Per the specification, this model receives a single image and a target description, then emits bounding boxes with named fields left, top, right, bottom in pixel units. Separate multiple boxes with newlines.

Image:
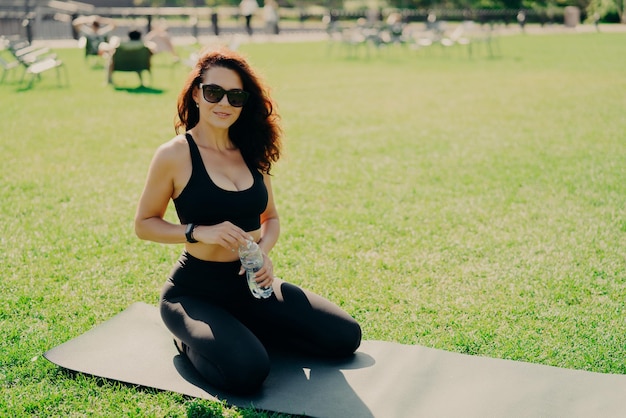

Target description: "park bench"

left=22, top=56, right=67, bottom=88
left=1, top=35, right=68, bottom=88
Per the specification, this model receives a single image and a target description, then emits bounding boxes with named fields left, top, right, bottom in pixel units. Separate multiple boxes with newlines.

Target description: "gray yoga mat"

left=44, top=302, right=626, bottom=418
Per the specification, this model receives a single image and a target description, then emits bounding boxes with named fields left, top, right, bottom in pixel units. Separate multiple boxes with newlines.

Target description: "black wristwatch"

left=185, top=223, right=198, bottom=243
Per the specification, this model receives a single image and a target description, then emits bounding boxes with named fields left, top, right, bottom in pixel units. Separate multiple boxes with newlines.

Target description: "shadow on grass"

left=55, top=368, right=301, bottom=417
left=113, top=85, right=165, bottom=94
left=14, top=82, right=70, bottom=93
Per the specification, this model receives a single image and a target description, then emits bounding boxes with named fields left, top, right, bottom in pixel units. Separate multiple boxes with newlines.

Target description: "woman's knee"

left=223, top=353, right=271, bottom=393
left=333, top=318, right=362, bottom=356
left=192, top=345, right=270, bottom=394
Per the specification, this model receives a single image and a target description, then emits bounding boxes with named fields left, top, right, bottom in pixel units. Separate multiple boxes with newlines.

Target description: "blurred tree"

left=128, top=0, right=621, bottom=22
left=587, top=0, right=624, bottom=20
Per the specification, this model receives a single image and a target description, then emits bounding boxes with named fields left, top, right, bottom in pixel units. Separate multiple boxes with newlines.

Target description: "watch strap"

left=185, top=223, right=198, bottom=243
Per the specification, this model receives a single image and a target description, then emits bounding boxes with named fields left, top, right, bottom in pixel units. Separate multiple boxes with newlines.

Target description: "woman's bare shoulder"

left=153, top=134, right=189, bottom=163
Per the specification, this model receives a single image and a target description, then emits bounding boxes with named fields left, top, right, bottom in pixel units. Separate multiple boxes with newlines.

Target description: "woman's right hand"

left=193, top=222, right=252, bottom=251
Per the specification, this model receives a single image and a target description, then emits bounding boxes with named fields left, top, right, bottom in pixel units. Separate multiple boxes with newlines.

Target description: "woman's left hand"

left=239, top=252, right=274, bottom=288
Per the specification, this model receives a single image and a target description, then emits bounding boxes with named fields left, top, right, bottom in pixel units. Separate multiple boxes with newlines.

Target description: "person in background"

left=72, top=15, right=117, bottom=56
left=107, top=29, right=154, bottom=84
left=134, top=47, right=362, bottom=394
left=145, top=20, right=179, bottom=61
left=263, top=0, right=280, bottom=35
left=239, top=0, right=259, bottom=35
left=385, top=12, right=405, bottom=44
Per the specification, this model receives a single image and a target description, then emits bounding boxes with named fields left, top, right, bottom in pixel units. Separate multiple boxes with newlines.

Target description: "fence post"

left=211, top=9, right=219, bottom=36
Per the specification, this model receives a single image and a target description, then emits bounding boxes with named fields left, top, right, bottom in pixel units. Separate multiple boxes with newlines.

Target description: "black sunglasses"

left=199, top=83, right=249, bottom=107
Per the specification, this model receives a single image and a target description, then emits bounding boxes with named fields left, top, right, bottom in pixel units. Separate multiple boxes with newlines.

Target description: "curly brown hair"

left=175, top=47, right=282, bottom=174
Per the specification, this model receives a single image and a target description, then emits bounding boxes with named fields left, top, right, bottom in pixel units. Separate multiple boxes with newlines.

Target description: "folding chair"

left=109, top=43, right=152, bottom=87
left=21, top=57, right=68, bottom=89
left=0, top=54, right=20, bottom=84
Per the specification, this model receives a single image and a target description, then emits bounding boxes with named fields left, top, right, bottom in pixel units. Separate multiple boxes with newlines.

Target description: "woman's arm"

left=134, top=140, right=188, bottom=244
left=246, top=173, right=280, bottom=287
left=258, top=174, right=280, bottom=254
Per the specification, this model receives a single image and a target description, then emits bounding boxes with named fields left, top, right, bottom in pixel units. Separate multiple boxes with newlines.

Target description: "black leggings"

left=160, top=252, right=362, bottom=394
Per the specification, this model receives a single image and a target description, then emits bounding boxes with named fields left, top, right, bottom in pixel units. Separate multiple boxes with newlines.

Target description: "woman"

left=134, top=48, right=361, bottom=394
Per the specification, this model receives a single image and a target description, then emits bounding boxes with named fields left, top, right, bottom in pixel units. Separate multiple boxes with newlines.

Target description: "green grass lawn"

left=1, top=31, right=625, bottom=416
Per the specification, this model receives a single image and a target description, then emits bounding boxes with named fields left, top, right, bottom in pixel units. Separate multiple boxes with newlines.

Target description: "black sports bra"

left=173, top=134, right=268, bottom=231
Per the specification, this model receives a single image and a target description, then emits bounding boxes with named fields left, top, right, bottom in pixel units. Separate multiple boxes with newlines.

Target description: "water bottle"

left=238, top=240, right=273, bottom=299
